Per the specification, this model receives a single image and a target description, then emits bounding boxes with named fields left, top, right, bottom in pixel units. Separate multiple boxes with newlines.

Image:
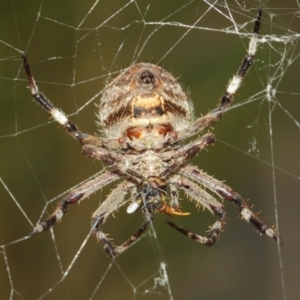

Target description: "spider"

left=22, top=9, right=281, bottom=257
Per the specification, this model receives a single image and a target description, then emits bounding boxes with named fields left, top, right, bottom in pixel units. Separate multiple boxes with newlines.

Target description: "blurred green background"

left=0, top=1, right=299, bottom=299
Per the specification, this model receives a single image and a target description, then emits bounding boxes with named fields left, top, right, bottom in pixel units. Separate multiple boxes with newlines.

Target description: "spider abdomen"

left=99, top=63, right=193, bottom=141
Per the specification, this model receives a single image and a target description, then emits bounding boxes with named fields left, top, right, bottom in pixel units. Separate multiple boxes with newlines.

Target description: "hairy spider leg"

left=31, top=172, right=120, bottom=235
left=181, top=165, right=282, bottom=244
left=159, top=132, right=216, bottom=178
left=94, top=214, right=154, bottom=257
left=91, top=181, right=154, bottom=257
left=22, top=54, right=89, bottom=144
left=22, top=54, right=124, bottom=149
left=176, top=9, right=262, bottom=141
left=165, top=176, right=227, bottom=245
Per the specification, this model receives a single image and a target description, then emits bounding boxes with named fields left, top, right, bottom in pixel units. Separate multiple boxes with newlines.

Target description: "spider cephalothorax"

left=23, top=9, right=282, bottom=257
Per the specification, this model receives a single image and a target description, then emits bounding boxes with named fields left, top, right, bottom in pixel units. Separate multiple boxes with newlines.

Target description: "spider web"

left=0, top=0, right=299, bottom=299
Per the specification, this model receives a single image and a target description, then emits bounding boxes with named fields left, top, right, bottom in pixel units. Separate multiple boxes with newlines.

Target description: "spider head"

left=127, top=177, right=190, bottom=217
left=127, top=177, right=166, bottom=214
